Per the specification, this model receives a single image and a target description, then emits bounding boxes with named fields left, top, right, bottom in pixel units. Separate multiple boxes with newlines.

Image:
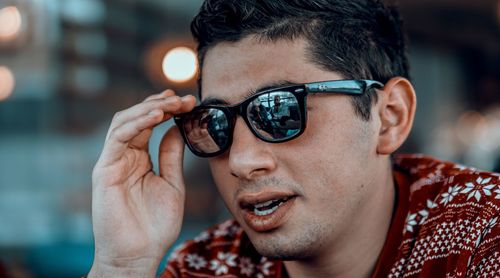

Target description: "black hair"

left=191, top=0, right=409, bottom=120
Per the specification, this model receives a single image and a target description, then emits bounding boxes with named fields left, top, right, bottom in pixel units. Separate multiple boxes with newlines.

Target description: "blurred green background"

left=0, top=0, right=498, bottom=277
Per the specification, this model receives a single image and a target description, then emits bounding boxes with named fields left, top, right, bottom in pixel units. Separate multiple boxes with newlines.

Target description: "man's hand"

left=89, top=90, right=196, bottom=277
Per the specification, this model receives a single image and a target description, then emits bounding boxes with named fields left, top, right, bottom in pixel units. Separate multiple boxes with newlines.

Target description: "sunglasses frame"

left=174, top=79, right=383, bottom=157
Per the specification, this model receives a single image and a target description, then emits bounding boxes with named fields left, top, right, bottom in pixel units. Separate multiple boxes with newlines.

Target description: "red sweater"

left=162, top=155, right=500, bottom=277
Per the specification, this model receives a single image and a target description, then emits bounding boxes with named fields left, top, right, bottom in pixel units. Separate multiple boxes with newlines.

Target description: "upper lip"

left=238, top=191, right=297, bottom=210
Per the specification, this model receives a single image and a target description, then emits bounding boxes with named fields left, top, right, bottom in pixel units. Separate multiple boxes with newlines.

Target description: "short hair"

left=191, top=0, right=409, bottom=120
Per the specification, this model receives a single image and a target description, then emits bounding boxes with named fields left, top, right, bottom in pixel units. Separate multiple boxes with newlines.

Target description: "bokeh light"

left=497, top=0, right=500, bottom=26
left=455, top=110, right=486, bottom=145
left=0, top=6, right=22, bottom=42
left=0, top=66, right=15, bottom=101
left=162, top=46, right=198, bottom=83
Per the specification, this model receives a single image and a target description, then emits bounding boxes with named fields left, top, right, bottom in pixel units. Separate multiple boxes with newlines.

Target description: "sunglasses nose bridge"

left=225, top=102, right=250, bottom=129
left=226, top=102, right=265, bottom=143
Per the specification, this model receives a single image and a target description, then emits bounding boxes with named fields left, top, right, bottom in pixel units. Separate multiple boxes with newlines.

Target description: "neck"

left=284, top=161, right=396, bottom=278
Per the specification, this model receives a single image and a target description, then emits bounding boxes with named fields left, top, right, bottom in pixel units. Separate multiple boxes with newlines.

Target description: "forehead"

left=200, top=37, right=342, bottom=104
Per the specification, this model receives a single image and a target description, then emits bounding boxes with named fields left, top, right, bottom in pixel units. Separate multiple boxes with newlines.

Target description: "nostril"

left=230, top=166, right=274, bottom=181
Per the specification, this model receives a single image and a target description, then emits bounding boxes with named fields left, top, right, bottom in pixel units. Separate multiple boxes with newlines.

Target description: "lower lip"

left=241, top=197, right=296, bottom=232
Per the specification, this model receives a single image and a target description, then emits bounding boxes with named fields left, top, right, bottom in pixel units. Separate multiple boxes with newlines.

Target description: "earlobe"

left=376, top=77, right=417, bottom=155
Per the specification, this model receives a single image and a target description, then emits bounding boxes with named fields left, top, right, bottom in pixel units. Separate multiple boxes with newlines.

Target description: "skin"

left=203, top=37, right=416, bottom=277
left=89, top=35, right=416, bottom=277
left=89, top=91, right=197, bottom=277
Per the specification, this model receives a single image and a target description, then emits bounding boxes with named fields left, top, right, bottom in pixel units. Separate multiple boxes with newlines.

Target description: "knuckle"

left=144, top=95, right=160, bottom=103
left=167, top=97, right=182, bottom=108
left=108, top=126, right=122, bottom=140
left=166, top=95, right=181, bottom=104
left=112, top=111, right=123, bottom=120
left=144, top=93, right=157, bottom=100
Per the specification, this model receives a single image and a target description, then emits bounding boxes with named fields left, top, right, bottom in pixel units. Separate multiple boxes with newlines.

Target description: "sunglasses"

left=174, top=79, right=383, bottom=157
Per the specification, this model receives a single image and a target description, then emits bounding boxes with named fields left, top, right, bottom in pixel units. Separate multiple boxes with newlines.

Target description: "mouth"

left=242, top=196, right=293, bottom=216
left=238, top=192, right=297, bottom=232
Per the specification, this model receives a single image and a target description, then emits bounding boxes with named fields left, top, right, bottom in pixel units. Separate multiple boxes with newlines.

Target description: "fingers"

left=143, top=89, right=175, bottom=102
left=112, top=110, right=163, bottom=144
left=158, top=126, right=186, bottom=192
left=101, top=109, right=165, bottom=163
left=107, top=95, right=196, bottom=138
left=101, top=93, right=196, bottom=163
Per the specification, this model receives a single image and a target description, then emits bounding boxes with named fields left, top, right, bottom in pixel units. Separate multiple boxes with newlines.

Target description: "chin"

left=254, top=246, right=314, bottom=261
left=248, top=227, right=326, bottom=261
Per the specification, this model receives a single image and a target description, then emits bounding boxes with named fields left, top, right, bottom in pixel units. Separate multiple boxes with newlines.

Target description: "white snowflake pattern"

left=209, top=252, right=237, bottom=275
left=494, top=186, right=500, bottom=199
left=227, top=224, right=241, bottom=237
left=213, top=221, right=240, bottom=238
left=426, top=199, right=438, bottom=209
left=214, top=228, right=229, bottom=238
left=256, top=257, right=273, bottom=278
left=218, top=220, right=234, bottom=230
left=460, top=177, right=494, bottom=202
left=239, top=257, right=255, bottom=276
left=440, top=184, right=461, bottom=205
left=169, top=243, right=187, bottom=261
left=483, top=185, right=496, bottom=196
left=453, top=164, right=468, bottom=171
left=418, top=209, right=429, bottom=224
left=405, top=213, right=418, bottom=233
left=185, top=254, right=207, bottom=270
left=474, top=232, right=482, bottom=248
left=484, top=217, right=498, bottom=236
left=194, top=231, right=210, bottom=242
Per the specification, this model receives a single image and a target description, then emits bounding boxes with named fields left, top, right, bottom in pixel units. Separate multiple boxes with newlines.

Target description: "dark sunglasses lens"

left=247, top=91, right=302, bottom=141
left=182, top=108, right=230, bottom=154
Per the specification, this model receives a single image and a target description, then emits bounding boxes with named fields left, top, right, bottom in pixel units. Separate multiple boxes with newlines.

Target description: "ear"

left=376, top=77, right=417, bottom=155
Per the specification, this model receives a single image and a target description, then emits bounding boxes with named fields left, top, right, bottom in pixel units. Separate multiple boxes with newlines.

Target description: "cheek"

left=290, top=99, right=377, bottom=195
left=308, top=101, right=375, bottom=162
left=208, top=158, right=237, bottom=207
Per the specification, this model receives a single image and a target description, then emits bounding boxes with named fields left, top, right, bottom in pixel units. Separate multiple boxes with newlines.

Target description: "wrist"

left=88, top=255, right=160, bottom=278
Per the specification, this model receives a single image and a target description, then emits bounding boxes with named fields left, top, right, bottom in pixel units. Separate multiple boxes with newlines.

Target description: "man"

left=88, top=0, right=500, bottom=277
left=270, top=95, right=288, bottom=120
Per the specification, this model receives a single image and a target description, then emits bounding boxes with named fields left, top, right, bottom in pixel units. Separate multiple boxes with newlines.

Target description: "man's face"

left=274, top=95, right=280, bottom=106
left=201, top=37, right=383, bottom=259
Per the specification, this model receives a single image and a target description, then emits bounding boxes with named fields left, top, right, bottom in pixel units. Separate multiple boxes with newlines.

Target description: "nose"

left=228, top=117, right=277, bottom=180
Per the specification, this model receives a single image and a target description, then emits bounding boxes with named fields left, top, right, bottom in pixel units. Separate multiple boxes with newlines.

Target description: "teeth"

left=254, top=204, right=280, bottom=216
left=253, top=197, right=289, bottom=209
left=254, top=200, right=275, bottom=209
left=253, top=198, right=288, bottom=216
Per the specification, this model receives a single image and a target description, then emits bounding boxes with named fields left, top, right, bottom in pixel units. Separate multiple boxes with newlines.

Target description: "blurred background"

left=0, top=0, right=498, bottom=277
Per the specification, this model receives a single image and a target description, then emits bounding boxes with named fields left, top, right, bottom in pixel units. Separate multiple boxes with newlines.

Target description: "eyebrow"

left=200, top=80, right=297, bottom=106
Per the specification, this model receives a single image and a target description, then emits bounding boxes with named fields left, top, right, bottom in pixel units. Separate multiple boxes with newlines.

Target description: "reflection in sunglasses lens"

left=184, top=108, right=229, bottom=154
left=184, top=90, right=303, bottom=155
left=248, top=91, right=301, bottom=141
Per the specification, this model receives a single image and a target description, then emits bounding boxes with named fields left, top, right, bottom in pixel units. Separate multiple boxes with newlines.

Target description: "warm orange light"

left=0, top=66, right=15, bottom=101
left=0, top=6, right=22, bottom=41
left=162, top=47, right=198, bottom=83
left=498, top=0, right=500, bottom=26
left=455, top=111, right=486, bottom=145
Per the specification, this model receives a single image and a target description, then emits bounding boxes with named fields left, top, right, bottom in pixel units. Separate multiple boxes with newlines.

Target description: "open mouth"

left=239, top=193, right=297, bottom=232
left=251, top=196, right=292, bottom=216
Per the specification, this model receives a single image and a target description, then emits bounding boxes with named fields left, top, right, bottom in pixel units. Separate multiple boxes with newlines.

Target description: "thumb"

left=158, top=126, right=185, bottom=189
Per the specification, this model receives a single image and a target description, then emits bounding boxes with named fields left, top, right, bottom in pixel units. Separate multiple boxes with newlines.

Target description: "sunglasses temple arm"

left=305, top=80, right=384, bottom=95
left=305, top=81, right=364, bottom=95
left=365, top=80, right=384, bottom=90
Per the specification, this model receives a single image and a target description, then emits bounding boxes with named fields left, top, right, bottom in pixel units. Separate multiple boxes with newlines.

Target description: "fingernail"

left=181, top=95, right=194, bottom=101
